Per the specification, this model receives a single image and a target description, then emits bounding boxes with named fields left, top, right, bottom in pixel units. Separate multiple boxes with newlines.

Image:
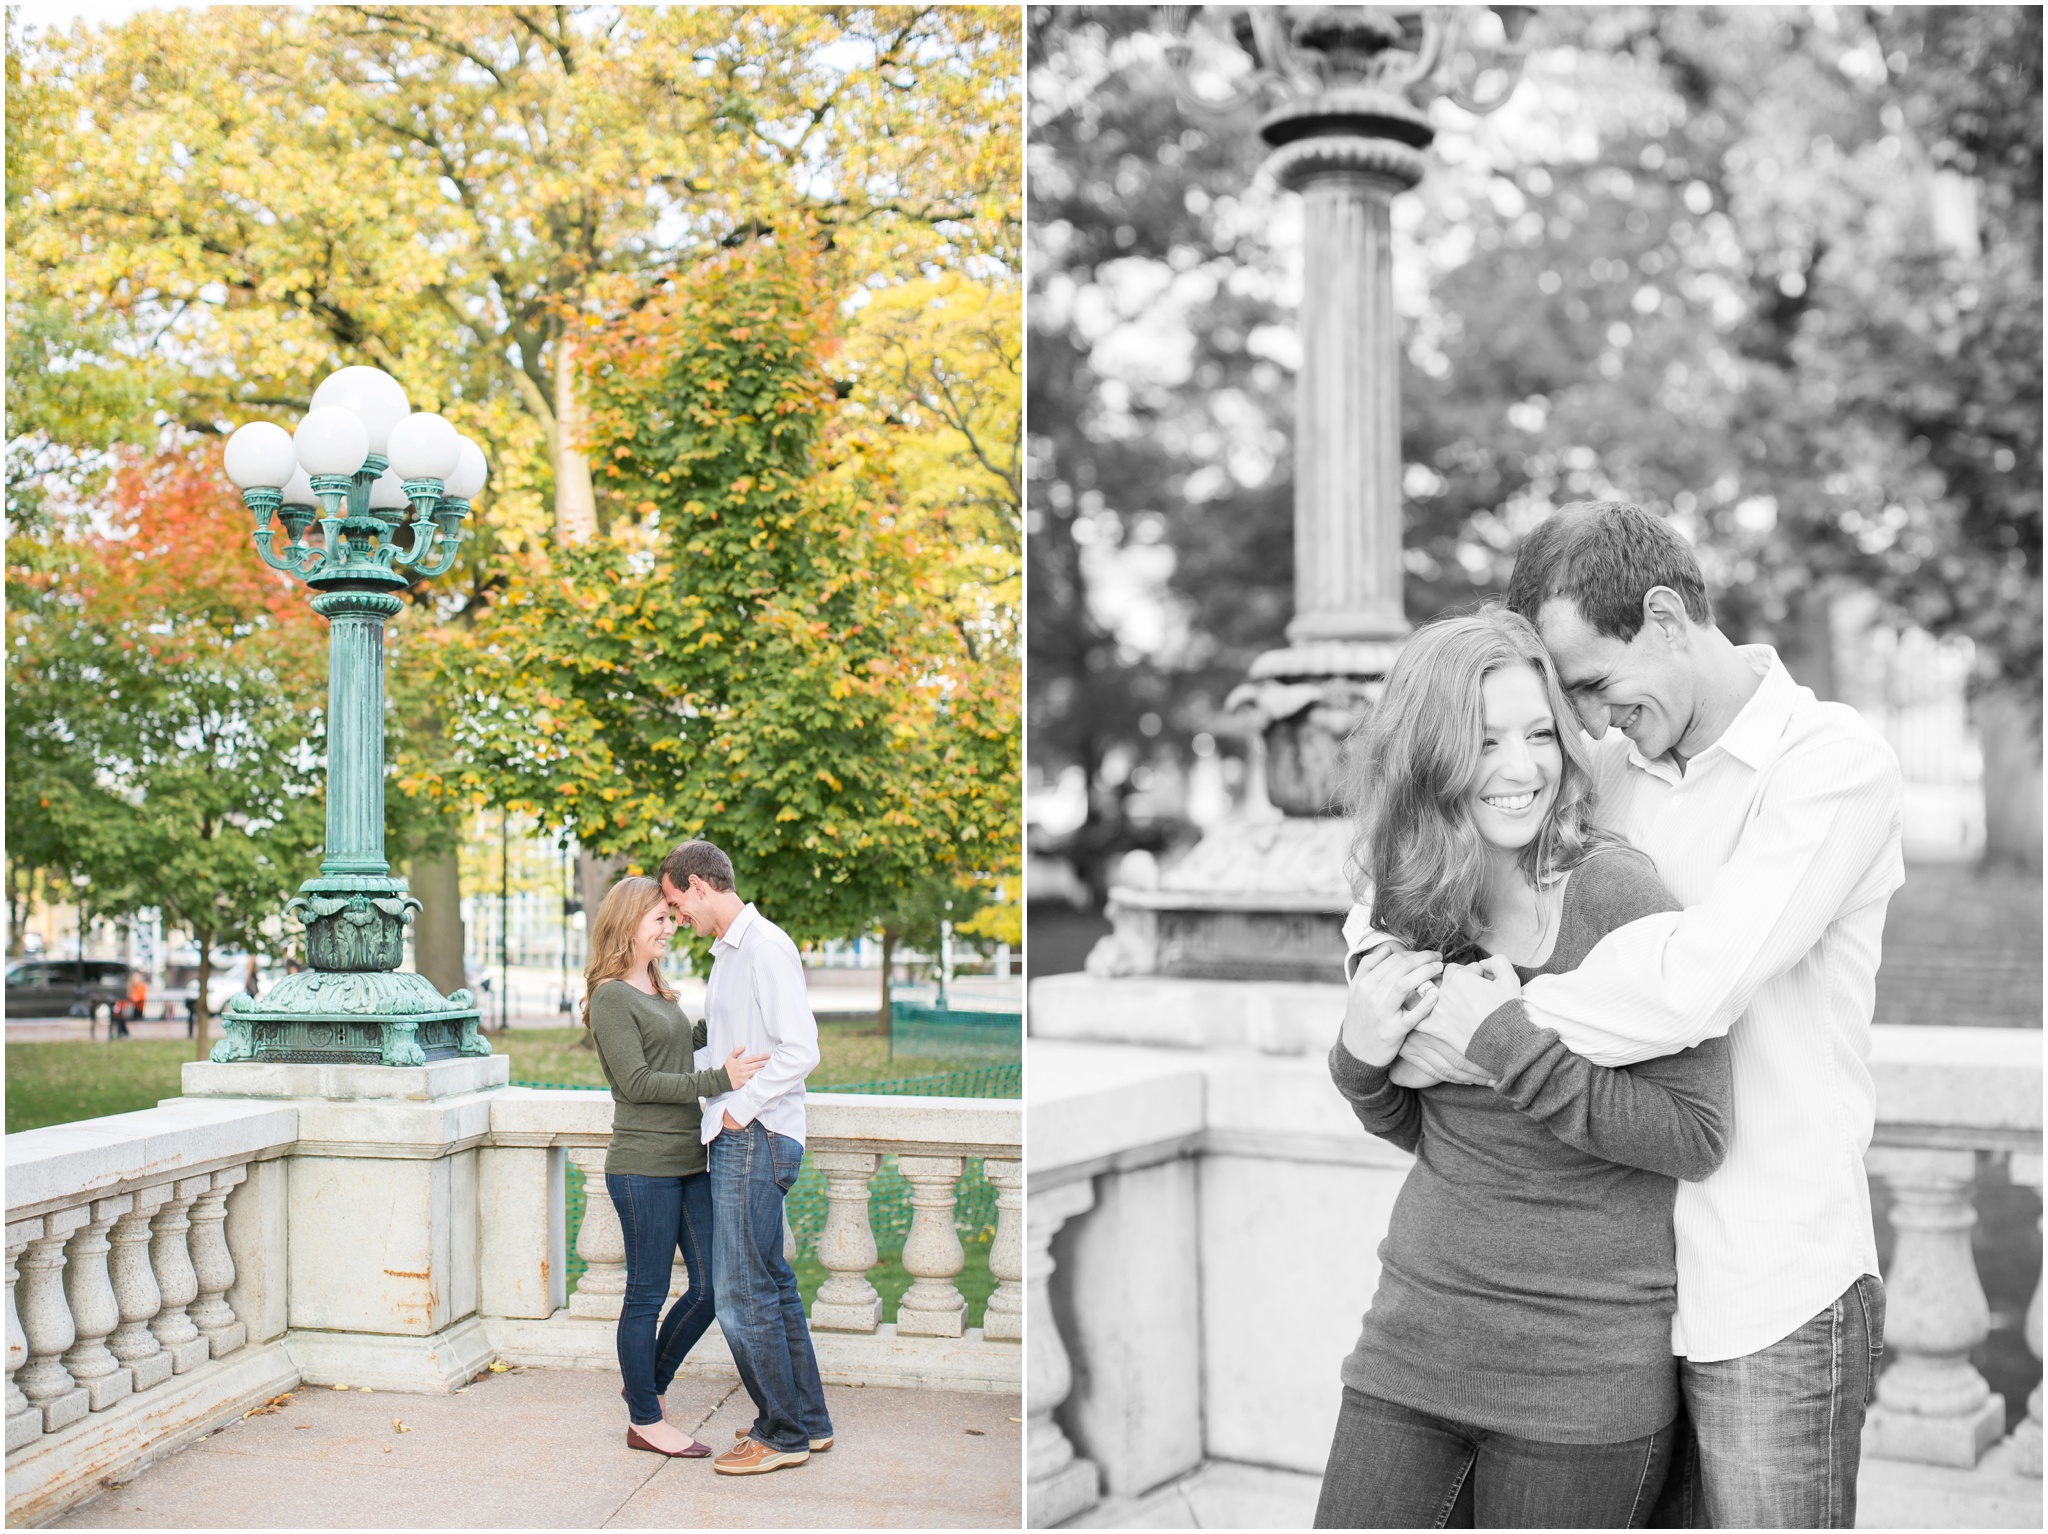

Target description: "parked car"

left=5, top=959, right=134, bottom=1020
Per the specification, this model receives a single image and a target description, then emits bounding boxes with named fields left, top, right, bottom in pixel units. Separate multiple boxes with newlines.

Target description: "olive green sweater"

left=588, top=980, right=732, bottom=1177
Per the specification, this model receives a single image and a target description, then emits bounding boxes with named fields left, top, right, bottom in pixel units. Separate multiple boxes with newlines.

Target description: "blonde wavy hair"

left=1342, top=604, right=1620, bottom=963
left=579, top=875, right=678, bottom=1026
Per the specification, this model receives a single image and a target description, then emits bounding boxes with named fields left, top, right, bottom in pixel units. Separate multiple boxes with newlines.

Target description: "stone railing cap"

left=1872, top=1024, right=2042, bottom=1135
left=6, top=1098, right=299, bottom=1219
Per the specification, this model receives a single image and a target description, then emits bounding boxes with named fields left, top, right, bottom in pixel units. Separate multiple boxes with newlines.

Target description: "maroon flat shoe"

left=626, top=1424, right=711, bottom=1458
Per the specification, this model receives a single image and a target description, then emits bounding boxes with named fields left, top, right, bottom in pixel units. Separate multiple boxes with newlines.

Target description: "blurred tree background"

left=1027, top=4, right=2040, bottom=922
left=8, top=6, right=1020, bottom=980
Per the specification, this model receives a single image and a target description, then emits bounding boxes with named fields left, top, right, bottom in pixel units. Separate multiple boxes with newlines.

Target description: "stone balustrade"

left=1025, top=1009, right=2042, bottom=1528
left=483, top=1090, right=1023, bottom=1390
left=9, top=1062, right=1019, bottom=1525
left=6, top=1099, right=300, bottom=1525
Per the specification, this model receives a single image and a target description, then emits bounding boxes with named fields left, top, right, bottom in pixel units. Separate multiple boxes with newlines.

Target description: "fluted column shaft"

left=810, top=1152, right=882, bottom=1333
left=60, top=1195, right=133, bottom=1410
left=311, top=590, right=400, bottom=877
left=567, top=1148, right=628, bottom=1320
left=983, top=1158, right=1024, bottom=1343
left=896, top=1155, right=967, bottom=1338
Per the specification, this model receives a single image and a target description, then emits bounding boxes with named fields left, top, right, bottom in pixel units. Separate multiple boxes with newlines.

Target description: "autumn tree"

left=411, top=240, right=1015, bottom=957
left=6, top=446, right=327, bottom=1054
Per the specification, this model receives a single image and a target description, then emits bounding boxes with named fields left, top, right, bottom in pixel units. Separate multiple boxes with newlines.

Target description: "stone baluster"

left=148, top=1176, right=214, bottom=1373
left=60, top=1194, right=134, bottom=1410
left=1028, top=1179, right=1100, bottom=1528
left=16, top=1207, right=91, bottom=1433
left=7, top=1219, right=43, bottom=1450
left=106, top=1185, right=174, bottom=1393
left=187, top=1166, right=249, bottom=1357
left=983, top=1158, right=1023, bottom=1343
left=567, top=1148, right=627, bottom=1320
left=1864, top=1147, right=2007, bottom=1466
left=2007, top=1151, right=2042, bottom=1477
left=896, top=1155, right=967, bottom=1337
left=809, top=1152, right=882, bottom=1332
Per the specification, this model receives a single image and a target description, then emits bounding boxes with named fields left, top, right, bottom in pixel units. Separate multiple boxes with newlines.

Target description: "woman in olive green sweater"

left=584, top=876, right=767, bottom=1458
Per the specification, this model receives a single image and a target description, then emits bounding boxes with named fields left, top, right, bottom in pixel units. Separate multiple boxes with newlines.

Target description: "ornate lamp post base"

left=212, top=876, right=487, bottom=1067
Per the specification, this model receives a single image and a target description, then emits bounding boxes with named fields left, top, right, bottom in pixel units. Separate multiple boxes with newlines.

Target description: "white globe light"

left=223, top=421, right=297, bottom=489
left=310, top=366, right=412, bottom=457
left=294, top=406, right=370, bottom=477
left=282, top=466, right=316, bottom=507
left=386, top=411, right=462, bottom=482
left=445, top=436, right=489, bottom=500
left=368, top=467, right=410, bottom=511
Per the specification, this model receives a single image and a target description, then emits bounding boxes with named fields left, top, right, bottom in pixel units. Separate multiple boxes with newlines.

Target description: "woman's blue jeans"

left=1314, top=1386, right=1677, bottom=1529
left=604, top=1170, right=715, bottom=1427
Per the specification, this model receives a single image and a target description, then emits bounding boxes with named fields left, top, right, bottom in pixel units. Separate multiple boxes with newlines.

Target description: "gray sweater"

left=589, top=981, right=731, bottom=1178
left=1329, top=845, right=1733, bottom=1444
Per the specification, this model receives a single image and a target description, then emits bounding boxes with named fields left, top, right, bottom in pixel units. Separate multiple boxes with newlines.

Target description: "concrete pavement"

left=53, top=1365, right=1021, bottom=1529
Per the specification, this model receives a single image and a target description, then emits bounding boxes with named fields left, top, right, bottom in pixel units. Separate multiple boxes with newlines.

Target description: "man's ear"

left=1641, top=586, right=1691, bottom=648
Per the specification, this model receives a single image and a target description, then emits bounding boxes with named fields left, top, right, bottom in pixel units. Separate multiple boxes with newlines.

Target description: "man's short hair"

left=1505, top=500, right=1713, bottom=641
left=659, top=840, right=735, bottom=894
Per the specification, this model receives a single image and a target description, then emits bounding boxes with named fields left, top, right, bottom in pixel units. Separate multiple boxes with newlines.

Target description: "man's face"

left=1535, top=595, right=1697, bottom=762
left=661, top=873, right=716, bottom=937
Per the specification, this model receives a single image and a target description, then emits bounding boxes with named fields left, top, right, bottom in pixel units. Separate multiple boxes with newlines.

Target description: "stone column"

left=1864, top=1147, right=2006, bottom=1466
left=896, top=1155, right=967, bottom=1338
left=148, top=1175, right=214, bottom=1373
left=2007, top=1151, right=2042, bottom=1477
left=1268, top=137, right=1424, bottom=649
left=7, top=1218, right=44, bottom=1451
left=567, top=1148, right=627, bottom=1320
left=983, top=1158, right=1024, bottom=1343
left=106, top=1184, right=174, bottom=1392
left=312, top=589, right=399, bottom=877
left=1028, top=1179, right=1100, bottom=1529
left=809, top=1152, right=882, bottom=1332
left=16, top=1207, right=91, bottom=1433
left=60, top=1194, right=133, bottom=1410
left=188, top=1166, right=248, bottom=1357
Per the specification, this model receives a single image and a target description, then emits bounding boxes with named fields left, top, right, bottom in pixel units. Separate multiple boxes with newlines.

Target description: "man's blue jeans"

left=604, top=1171, right=716, bottom=1428
left=709, top=1120, right=832, bottom=1454
left=1652, top=1274, right=1886, bottom=1528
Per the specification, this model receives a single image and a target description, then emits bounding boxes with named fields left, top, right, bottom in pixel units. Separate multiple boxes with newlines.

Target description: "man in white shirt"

left=1349, top=502, right=1904, bottom=1527
left=660, top=840, right=832, bottom=1477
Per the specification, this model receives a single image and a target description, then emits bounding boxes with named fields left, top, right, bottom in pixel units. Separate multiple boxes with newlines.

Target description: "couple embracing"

left=1318, top=502, right=1904, bottom=1528
left=580, top=838, right=829, bottom=1476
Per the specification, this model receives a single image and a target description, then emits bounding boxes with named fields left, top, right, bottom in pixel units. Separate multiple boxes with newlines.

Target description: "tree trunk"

left=552, top=339, right=598, bottom=545
left=1975, top=678, right=2042, bottom=872
left=410, top=850, right=468, bottom=996
left=576, top=850, right=623, bottom=929
left=878, top=928, right=896, bottom=1052
left=191, top=935, right=214, bottom=1061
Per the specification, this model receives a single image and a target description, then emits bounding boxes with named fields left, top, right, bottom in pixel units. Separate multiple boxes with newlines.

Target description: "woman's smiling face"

left=632, top=899, right=675, bottom=969
left=1468, top=663, right=1562, bottom=854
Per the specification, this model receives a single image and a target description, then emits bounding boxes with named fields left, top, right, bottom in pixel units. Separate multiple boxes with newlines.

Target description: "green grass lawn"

left=5, top=1018, right=971, bottom=1135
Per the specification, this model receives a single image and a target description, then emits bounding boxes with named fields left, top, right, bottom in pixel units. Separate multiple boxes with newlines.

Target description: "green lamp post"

left=211, top=367, right=490, bottom=1066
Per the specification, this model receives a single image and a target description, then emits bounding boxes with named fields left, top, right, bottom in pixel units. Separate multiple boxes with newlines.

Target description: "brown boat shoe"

left=734, top=1426, right=833, bottom=1452
left=713, top=1435, right=810, bottom=1475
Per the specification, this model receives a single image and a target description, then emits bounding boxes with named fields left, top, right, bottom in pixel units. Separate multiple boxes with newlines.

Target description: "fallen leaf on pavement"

left=1008, top=1416, right=1022, bottom=1424
left=358, top=1386, right=374, bottom=1393
left=965, top=1427, right=985, bottom=1436
left=293, top=1425, right=311, bottom=1431
left=393, top=1419, right=411, bottom=1434
left=332, top=1384, right=349, bottom=1391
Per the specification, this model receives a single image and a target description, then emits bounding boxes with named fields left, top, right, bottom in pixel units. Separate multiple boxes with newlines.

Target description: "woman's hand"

left=1339, top=944, right=1444, bottom=1069
left=724, top=1048, right=772, bottom=1089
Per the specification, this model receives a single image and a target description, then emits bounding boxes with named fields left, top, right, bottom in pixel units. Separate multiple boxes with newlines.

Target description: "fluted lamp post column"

left=215, top=367, right=491, bottom=1066
left=1094, top=5, right=1533, bottom=982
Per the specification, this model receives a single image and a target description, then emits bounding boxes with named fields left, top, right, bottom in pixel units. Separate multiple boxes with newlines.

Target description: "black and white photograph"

left=1023, top=5, right=2041, bottom=1530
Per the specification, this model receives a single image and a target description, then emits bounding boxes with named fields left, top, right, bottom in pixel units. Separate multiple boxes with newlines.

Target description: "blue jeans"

left=604, top=1171, right=716, bottom=1427
left=709, top=1120, right=832, bottom=1454
left=1315, top=1387, right=1677, bottom=1528
left=1651, top=1274, right=1885, bottom=1528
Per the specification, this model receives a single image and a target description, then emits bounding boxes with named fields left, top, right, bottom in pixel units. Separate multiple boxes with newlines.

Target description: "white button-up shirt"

left=699, top=903, right=821, bottom=1148
left=1348, top=647, right=1905, bottom=1363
